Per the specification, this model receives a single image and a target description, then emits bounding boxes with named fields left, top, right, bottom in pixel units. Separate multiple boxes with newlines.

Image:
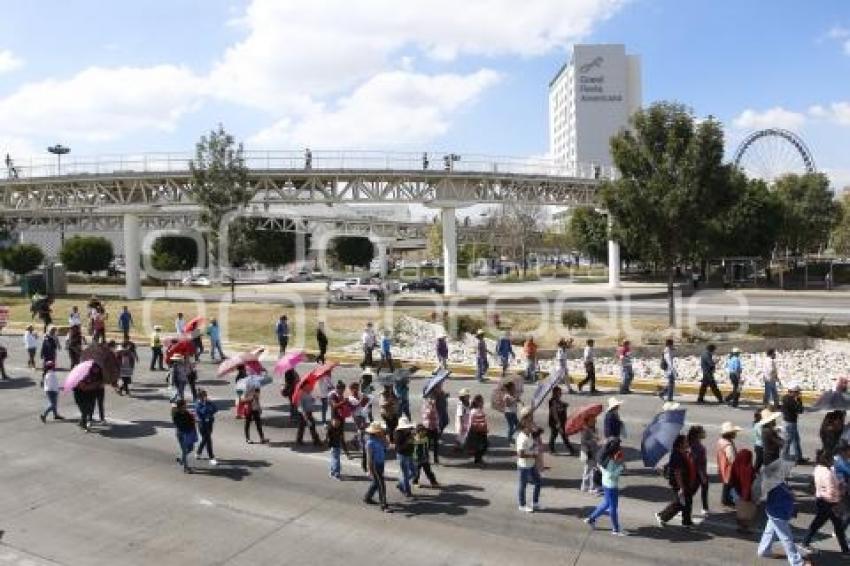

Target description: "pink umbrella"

left=274, top=350, right=306, bottom=377
left=63, top=360, right=95, bottom=393
left=292, top=362, right=338, bottom=406
left=217, top=352, right=261, bottom=376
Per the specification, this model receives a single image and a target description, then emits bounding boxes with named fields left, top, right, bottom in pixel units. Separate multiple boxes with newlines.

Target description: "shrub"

left=561, top=309, right=588, bottom=329
left=1, top=243, right=44, bottom=275
left=60, top=236, right=114, bottom=274
left=444, top=314, right=486, bottom=340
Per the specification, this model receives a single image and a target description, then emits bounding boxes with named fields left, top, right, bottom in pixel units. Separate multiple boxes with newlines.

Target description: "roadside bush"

left=444, top=314, right=486, bottom=340
left=561, top=309, right=588, bottom=329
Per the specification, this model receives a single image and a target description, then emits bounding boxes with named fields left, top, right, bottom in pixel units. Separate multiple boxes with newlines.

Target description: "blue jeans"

left=763, top=381, right=780, bottom=406
left=210, top=339, right=225, bottom=361
left=398, top=398, right=411, bottom=420
left=500, top=355, right=510, bottom=375
left=365, top=462, right=387, bottom=505
left=783, top=422, right=803, bottom=461
left=329, top=446, right=341, bottom=477
left=476, top=357, right=489, bottom=382
left=42, top=390, right=59, bottom=419
left=176, top=431, right=191, bottom=470
left=758, top=515, right=804, bottom=566
left=320, top=398, right=329, bottom=424
left=517, top=466, right=542, bottom=507
left=397, top=454, right=415, bottom=495
left=620, top=366, right=634, bottom=393
left=659, top=372, right=676, bottom=401
left=505, top=412, right=519, bottom=441
left=588, top=487, right=621, bottom=532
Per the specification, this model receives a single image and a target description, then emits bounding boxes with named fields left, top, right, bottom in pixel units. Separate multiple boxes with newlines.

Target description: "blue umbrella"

left=532, top=367, right=565, bottom=410
left=641, top=408, right=686, bottom=468
left=423, top=368, right=451, bottom=396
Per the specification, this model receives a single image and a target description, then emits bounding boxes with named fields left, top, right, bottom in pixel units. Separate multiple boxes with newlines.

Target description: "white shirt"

left=516, top=431, right=536, bottom=469
left=68, top=311, right=81, bottom=327
left=43, top=370, right=59, bottom=392
left=582, top=346, right=594, bottom=363
left=23, top=331, right=38, bottom=350
left=175, top=318, right=186, bottom=335
left=763, top=357, right=778, bottom=383
left=362, top=329, right=376, bottom=349
left=663, top=347, right=676, bottom=376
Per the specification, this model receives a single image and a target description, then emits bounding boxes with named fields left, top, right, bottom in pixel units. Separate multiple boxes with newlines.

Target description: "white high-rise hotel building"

left=549, top=44, right=641, bottom=175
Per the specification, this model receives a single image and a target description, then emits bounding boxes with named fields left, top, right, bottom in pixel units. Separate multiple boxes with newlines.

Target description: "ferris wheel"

left=732, top=128, right=816, bottom=183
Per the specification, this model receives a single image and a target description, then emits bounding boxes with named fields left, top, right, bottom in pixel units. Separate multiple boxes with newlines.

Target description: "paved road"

left=0, top=338, right=846, bottom=565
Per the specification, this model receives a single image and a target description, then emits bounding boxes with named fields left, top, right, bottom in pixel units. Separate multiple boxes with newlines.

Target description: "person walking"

left=617, top=340, right=634, bottom=394
left=781, top=382, right=807, bottom=464
left=656, top=434, right=698, bottom=529
left=729, top=449, right=757, bottom=533
left=150, top=325, right=164, bottom=371
left=659, top=339, right=677, bottom=402
left=580, top=415, right=601, bottom=494
left=23, top=325, right=38, bottom=368
left=455, top=388, right=471, bottom=452
left=91, top=308, right=107, bottom=344
left=554, top=338, right=574, bottom=393
left=317, top=370, right=333, bottom=425
left=585, top=439, right=627, bottom=535
left=172, top=399, right=197, bottom=474
left=757, top=477, right=812, bottom=566
left=475, top=329, right=489, bottom=383
left=195, top=389, right=218, bottom=466
left=496, top=330, right=515, bottom=378
left=295, top=389, right=322, bottom=446
left=73, top=365, right=100, bottom=432
left=242, top=384, right=267, bottom=444
left=206, top=319, right=225, bottom=362
left=578, top=339, right=597, bottom=394
left=467, top=394, right=489, bottom=465
left=725, top=347, right=743, bottom=407
left=604, top=397, right=624, bottom=441
left=820, top=410, right=846, bottom=460
left=378, top=383, right=399, bottom=440
left=326, top=416, right=350, bottom=480
left=40, top=326, right=60, bottom=369
left=421, top=390, right=441, bottom=465
left=39, top=361, right=64, bottom=423
left=116, top=342, right=138, bottom=396
left=761, top=410, right=785, bottom=468
left=363, top=422, right=392, bottom=512
left=169, top=354, right=189, bottom=401
left=801, top=450, right=850, bottom=555
left=717, top=421, right=741, bottom=508
left=687, top=424, right=710, bottom=516
left=275, top=315, right=289, bottom=356
left=395, top=372, right=411, bottom=421
left=379, top=330, right=394, bottom=374
left=394, top=416, right=415, bottom=497
left=413, top=422, right=440, bottom=488
left=502, top=381, right=521, bottom=443
left=175, top=312, right=185, bottom=335
left=66, top=324, right=84, bottom=368
left=516, top=416, right=543, bottom=512
left=763, top=348, right=782, bottom=409
left=68, top=305, right=82, bottom=328
left=117, top=306, right=133, bottom=342
left=316, top=321, right=328, bottom=365
left=360, top=322, right=376, bottom=369
left=436, top=332, right=449, bottom=370
left=548, top=386, right=574, bottom=455
left=697, top=344, right=723, bottom=404
left=523, top=335, right=538, bottom=384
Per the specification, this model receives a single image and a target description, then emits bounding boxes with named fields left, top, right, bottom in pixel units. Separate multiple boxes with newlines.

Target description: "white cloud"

left=808, top=102, right=850, bottom=126
left=250, top=69, right=500, bottom=147
left=0, top=65, right=205, bottom=141
left=827, top=26, right=850, bottom=39
left=0, top=49, right=23, bottom=74
left=845, top=39, right=850, bottom=56
left=732, top=106, right=806, bottom=130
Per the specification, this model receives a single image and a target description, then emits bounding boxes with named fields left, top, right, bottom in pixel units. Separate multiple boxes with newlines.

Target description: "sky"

left=0, top=0, right=849, bottom=188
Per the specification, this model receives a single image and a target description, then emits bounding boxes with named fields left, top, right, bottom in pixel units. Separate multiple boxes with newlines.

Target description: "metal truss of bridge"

left=0, top=150, right=615, bottom=298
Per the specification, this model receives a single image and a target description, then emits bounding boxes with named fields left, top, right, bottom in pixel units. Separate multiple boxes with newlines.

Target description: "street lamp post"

left=47, top=144, right=70, bottom=175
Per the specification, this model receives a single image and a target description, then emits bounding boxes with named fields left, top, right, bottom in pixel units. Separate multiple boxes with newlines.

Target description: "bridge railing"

left=3, top=150, right=615, bottom=181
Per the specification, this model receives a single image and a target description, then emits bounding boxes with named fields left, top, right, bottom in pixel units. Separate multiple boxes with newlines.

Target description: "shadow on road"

left=398, top=483, right=490, bottom=517
left=0, top=377, right=35, bottom=389
left=98, top=420, right=161, bottom=439
left=620, top=484, right=673, bottom=503
left=628, top=525, right=713, bottom=543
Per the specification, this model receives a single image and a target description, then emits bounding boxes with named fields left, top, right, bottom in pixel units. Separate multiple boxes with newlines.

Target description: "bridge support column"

left=376, top=241, right=389, bottom=279
left=607, top=215, right=620, bottom=289
left=295, top=231, right=306, bottom=270
left=123, top=213, right=142, bottom=300
left=441, top=207, right=458, bottom=295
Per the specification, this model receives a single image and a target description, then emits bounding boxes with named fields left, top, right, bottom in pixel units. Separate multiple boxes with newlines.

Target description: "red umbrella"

left=185, top=316, right=206, bottom=334
left=217, top=352, right=261, bottom=376
left=165, top=338, right=196, bottom=363
left=292, top=362, right=338, bottom=406
left=564, top=403, right=604, bottom=436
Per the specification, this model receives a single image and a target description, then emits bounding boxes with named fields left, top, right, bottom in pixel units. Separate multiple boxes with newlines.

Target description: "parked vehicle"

left=282, top=270, right=312, bottom=283
left=404, top=277, right=444, bottom=293
left=327, top=277, right=386, bottom=302
left=181, top=274, right=211, bottom=287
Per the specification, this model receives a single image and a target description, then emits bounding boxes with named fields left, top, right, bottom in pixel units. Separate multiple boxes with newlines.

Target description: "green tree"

left=832, top=192, right=850, bottom=255
left=710, top=173, right=783, bottom=259
left=331, top=236, right=374, bottom=267
left=601, top=102, right=734, bottom=326
left=568, top=207, right=608, bottom=263
left=60, top=236, right=114, bottom=274
left=227, top=218, right=303, bottom=268
left=1, top=243, right=44, bottom=275
left=426, top=221, right=442, bottom=258
left=774, top=173, right=839, bottom=255
left=188, top=124, right=251, bottom=274
left=150, top=236, right=198, bottom=272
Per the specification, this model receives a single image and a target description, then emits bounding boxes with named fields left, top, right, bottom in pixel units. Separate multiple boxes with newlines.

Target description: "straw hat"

left=366, top=421, right=385, bottom=434
left=720, top=421, right=742, bottom=435
left=361, top=368, right=374, bottom=378
left=396, top=416, right=414, bottom=430
left=661, top=401, right=680, bottom=411
left=458, top=387, right=471, bottom=397
left=731, top=347, right=741, bottom=354
left=607, top=397, right=623, bottom=411
left=475, top=329, right=485, bottom=336
left=519, top=406, right=534, bottom=421
left=153, top=325, right=162, bottom=331
left=787, top=381, right=802, bottom=392
left=757, top=409, right=781, bottom=427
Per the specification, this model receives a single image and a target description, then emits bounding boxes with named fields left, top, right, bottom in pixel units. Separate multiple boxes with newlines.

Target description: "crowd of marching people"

left=14, top=299, right=850, bottom=563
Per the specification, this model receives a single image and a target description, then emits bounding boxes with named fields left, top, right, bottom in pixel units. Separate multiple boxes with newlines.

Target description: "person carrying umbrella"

left=283, top=368, right=298, bottom=423
left=585, top=438, right=627, bottom=535
left=195, top=389, right=218, bottom=466
left=172, top=398, right=197, bottom=474
left=364, top=421, right=392, bottom=513
left=655, top=434, right=699, bottom=529
left=717, top=421, right=742, bottom=508
left=73, top=363, right=102, bottom=432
